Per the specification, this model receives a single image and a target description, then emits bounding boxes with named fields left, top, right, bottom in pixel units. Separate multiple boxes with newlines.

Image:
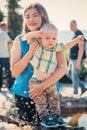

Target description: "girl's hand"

left=29, top=83, right=44, bottom=101
left=29, top=40, right=39, bottom=55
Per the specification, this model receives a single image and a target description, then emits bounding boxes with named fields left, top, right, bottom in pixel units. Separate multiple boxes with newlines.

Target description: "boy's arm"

left=23, top=31, right=41, bottom=43
left=64, top=35, right=84, bottom=50
left=30, top=37, right=42, bottom=46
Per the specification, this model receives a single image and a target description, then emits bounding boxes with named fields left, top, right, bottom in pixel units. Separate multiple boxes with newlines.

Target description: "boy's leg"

left=46, top=84, right=67, bottom=126
left=29, top=78, right=48, bottom=120
left=29, top=78, right=58, bottom=128
left=46, top=84, right=60, bottom=115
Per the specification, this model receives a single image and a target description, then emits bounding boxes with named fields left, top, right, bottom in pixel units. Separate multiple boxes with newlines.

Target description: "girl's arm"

left=30, top=52, right=67, bottom=100
left=10, top=37, right=39, bottom=77
left=64, top=35, right=84, bottom=50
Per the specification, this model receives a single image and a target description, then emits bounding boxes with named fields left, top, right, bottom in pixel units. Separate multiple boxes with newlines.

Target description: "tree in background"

left=6, top=0, right=23, bottom=39
left=0, top=10, right=5, bottom=22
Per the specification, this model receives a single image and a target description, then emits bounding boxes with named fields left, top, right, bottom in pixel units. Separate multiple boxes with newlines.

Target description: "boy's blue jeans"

left=68, top=59, right=86, bottom=94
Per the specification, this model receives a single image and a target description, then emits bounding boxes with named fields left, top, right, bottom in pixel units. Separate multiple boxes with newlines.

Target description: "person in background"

left=10, top=3, right=67, bottom=125
left=24, top=23, right=84, bottom=128
left=68, top=20, right=87, bottom=97
left=0, top=21, right=13, bottom=91
left=84, top=39, right=87, bottom=64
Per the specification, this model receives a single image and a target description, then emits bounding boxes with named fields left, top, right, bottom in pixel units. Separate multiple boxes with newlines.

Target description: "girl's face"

left=25, top=8, right=42, bottom=31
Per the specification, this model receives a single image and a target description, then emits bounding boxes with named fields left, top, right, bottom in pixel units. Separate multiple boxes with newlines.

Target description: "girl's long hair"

left=22, top=2, right=50, bottom=34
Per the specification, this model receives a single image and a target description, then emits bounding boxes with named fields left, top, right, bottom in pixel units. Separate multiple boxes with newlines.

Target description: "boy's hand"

left=23, top=30, right=43, bottom=42
left=77, top=35, right=84, bottom=43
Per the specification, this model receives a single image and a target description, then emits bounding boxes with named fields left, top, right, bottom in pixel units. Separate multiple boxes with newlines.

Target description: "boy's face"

left=41, top=31, right=57, bottom=49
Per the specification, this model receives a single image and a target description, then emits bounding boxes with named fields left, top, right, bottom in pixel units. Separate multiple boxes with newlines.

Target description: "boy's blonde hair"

left=41, top=23, right=58, bottom=33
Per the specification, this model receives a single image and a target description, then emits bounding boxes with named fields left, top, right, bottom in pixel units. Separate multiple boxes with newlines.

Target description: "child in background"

left=24, top=23, right=84, bottom=128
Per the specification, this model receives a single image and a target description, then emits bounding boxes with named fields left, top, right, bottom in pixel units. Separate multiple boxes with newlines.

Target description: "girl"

left=10, top=3, right=67, bottom=127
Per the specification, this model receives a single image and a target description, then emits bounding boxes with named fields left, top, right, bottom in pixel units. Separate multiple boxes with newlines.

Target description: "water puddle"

left=64, top=112, right=87, bottom=129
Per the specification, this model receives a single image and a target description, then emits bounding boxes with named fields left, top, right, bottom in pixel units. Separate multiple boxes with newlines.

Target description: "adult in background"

left=0, top=21, right=13, bottom=91
left=68, top=20, right=87, bottom=97
left=10, top=3, right=67, bottom=124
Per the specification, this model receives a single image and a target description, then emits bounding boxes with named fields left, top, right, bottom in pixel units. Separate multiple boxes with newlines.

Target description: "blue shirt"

left=10, top=35, right=34, bottom=98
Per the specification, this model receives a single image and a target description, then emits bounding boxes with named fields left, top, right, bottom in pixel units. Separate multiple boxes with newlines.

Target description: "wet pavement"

left=59, top=82, right=87, bottom=129
left=0, top=82, right=87, bottom=129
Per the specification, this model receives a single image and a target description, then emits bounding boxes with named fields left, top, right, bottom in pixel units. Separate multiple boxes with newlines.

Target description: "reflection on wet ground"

left=64, top=112, right=87, bottom=128
left=60, top=82, right=87, bottom=129
left=78, top=114, right=87, bottom=128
